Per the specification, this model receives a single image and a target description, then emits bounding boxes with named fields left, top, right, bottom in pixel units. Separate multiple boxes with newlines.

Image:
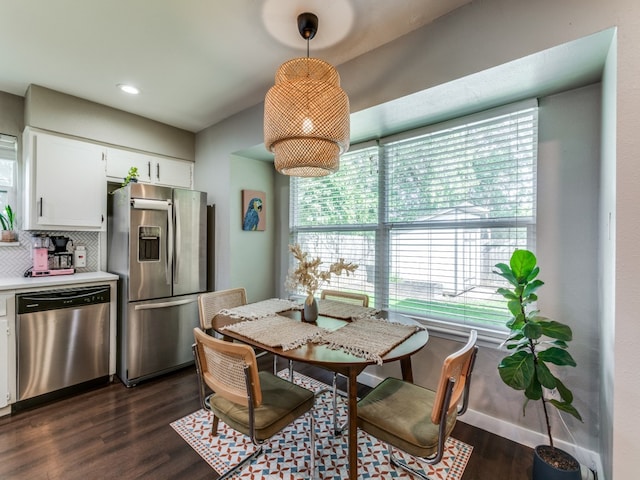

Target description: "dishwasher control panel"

left=16, top=285, right=110, bottom=314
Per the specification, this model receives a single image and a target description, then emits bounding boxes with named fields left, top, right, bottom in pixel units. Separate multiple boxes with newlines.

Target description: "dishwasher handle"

left=16, top=286, right=111, bottom=314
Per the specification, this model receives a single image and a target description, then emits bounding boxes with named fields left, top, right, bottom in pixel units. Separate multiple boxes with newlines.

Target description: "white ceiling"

left=0, top=0, right=473, bottom=133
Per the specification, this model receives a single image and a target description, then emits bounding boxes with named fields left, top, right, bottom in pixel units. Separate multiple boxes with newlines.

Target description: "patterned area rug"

left=171, top=372, right=472, bottom=479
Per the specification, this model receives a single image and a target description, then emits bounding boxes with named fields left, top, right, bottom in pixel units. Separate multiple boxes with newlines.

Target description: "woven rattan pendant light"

left=264, top=12, right=350, bottom=177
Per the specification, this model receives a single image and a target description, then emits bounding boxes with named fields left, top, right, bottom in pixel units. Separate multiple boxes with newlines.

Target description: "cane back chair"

left=192, top=327, right=316, bottom=479
left=318, top=289, right=370, bottom=434
left=356, top=330, right=478, bottom=479
left=197, top=287, right=247, bottom=333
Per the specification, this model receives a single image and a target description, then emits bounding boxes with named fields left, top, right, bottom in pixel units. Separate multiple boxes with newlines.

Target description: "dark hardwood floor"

left=0, top=355, right=532, bottom=479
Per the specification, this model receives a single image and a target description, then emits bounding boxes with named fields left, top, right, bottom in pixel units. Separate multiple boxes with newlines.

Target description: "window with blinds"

left=0, top=134, right=17, bottom=215
left=290, top=100, right=538, bottom=331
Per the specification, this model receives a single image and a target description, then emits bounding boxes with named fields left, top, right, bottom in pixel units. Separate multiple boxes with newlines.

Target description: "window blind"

left=384, top=103, right=537, bottom=328
left=0, top=134, right=17, bottom=213
left=0, top=134, right=17, bottom=188
left=290, top=100, right=538, bottom=331
left=290, top=144, right=379, bottom=299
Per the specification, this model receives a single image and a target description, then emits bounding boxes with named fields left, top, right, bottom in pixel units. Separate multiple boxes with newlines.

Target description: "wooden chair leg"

left=211, top=414, right=220, bottom=436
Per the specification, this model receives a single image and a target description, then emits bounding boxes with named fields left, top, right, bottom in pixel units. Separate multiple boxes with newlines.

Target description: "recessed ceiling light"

left=117, top=84, right=140, bottom=95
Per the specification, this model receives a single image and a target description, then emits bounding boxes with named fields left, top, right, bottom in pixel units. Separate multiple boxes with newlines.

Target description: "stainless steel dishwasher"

left=16, top=285, right=110, bottom=404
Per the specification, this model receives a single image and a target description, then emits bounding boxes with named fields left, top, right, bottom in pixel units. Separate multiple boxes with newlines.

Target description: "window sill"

left=403, top=313, right=509, bottom=349
left=0, top=241, right=20, bottom=247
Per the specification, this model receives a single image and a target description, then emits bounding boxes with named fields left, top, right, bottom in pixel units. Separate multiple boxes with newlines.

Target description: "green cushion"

left=357, top=377, right=457, bottom=458
left=210, top=371, right=315, bottom=441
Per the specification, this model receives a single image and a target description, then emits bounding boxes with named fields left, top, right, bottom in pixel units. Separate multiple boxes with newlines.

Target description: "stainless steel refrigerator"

left=108, top=183, right=207, bottom=387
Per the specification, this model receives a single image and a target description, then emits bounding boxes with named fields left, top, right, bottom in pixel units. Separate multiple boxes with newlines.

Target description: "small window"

left=0, top=134, right=18, bottom=214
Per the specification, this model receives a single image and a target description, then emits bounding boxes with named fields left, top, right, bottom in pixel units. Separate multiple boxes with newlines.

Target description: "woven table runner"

left=317, top=299, right=380, bottom=320
left=218, top=298, right=300, bottom=320
left=316, top=316, right=424, bottom=364
left=220, top=315, right=325, bottom=350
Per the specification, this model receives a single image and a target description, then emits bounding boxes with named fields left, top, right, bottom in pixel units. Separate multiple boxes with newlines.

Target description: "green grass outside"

left=391, top=297, right=510, bottom=328
left=338, top=290, right=510, bottom=328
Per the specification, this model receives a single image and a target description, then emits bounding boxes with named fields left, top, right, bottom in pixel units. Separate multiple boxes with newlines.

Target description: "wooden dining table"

left=212, top=302, right=429, bottom=480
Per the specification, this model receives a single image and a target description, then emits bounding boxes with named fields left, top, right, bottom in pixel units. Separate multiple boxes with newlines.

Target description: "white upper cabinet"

left=152, top=156, right=193, bottom=188
left=23, top=128, right=107, bottom=231
left=106, top=148, right=193, bottom=189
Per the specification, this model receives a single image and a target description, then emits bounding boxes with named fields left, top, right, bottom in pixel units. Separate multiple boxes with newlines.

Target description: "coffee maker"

left=30, top=234, right=75, bottom=277
left=31, top=235, right=50, bottom=275
left=50, top=236, right=74, bottom=272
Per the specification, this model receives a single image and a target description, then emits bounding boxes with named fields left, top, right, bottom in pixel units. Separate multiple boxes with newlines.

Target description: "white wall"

left=194, top=103, right=264, bottom=290
left=599, top=33, right=617, bottom=480
left=0, top=91, right=23, bottom=137
left=195, top=1, right=640, bottom=478
left=25, top=85, right=194, bottom=160
left=229, top=155, right=276, bottom=302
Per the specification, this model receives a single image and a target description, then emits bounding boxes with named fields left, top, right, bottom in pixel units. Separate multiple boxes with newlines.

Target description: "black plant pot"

left=532, top=445, right=581, bottom=480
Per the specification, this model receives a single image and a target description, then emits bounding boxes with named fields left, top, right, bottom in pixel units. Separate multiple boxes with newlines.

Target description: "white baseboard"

left=356, top=370, right=603, bottom=480
left=357, top=369, right=382, bottom=388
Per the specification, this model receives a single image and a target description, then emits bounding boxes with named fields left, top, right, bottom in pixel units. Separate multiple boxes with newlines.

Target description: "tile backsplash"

left=0, top=229, right=101, bottom=277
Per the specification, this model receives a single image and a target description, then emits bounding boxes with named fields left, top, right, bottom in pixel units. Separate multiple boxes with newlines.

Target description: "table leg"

left=347, top=368, right=358, bottom=480
left=400, top=356, right=414, bottom=383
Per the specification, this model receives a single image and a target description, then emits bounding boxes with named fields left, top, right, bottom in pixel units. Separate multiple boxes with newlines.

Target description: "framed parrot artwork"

left=242, top=189, right=266, bottom=231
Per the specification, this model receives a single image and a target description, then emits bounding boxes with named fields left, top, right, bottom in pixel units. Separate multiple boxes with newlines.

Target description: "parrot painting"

left=243, top=197, right=263, bottom=231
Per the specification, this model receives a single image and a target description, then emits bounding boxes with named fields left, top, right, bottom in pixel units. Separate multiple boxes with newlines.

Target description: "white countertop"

left=0, top=271, right=119, bottom=291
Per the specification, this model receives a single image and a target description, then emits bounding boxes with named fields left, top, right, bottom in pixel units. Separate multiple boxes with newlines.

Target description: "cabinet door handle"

left=156, top=163, right=160, bottom=181
left=39, top=197, right=43, bottom=217
left=147, top=161, right=151, bottom=179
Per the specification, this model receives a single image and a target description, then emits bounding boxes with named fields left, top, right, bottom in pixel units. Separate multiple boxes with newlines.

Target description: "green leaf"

left=538, top=321, right=573, bottom=341
left=554, top=378, right=574, bottom=404
left=494, top=263, right=512, bottom=275
left=524, top=375, right=542, bottom=401
left=523, top=279, right=544, bottom=298
left=506, top=316, right=525, bottom=330
left=494, top=263, right=518, bottom=286
left=548, top=399, right=583, bottom=422
left=550, top=340, right=569, bottom=348
left=535, top=361, right=557, bottom=389
left=506, top=332, right=525, bottom=342
left=497, top=288, right=518, bottom=300
left=510, top=249, right=537, bottom=281
left=504, top=334, right=528, bottom=350
left=498, top=351, right=535, bottom=390
left=538, top=347, right=577, bottom=367
left=508, top=299, right=522, bottom=317
left=526, top=265, right=540, bottom=282
left=523, top=320, right=542, bottom=340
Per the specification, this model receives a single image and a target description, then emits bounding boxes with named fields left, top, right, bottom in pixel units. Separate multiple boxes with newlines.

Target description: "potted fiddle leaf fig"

left=0, top=204, right=17, bottom=242
left=494, top=249, right=583, bottom=479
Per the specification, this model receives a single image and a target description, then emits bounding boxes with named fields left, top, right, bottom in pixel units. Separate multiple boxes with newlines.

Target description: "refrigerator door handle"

left=174, top=197, right=181, bottom=284
left=166, top=201, right=174, bottom=286
left=133, top=298, right=196, bottom=310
